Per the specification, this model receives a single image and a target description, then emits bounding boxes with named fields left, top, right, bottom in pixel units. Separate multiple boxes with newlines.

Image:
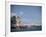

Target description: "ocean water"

left=11, top=25, right=42, bottom=32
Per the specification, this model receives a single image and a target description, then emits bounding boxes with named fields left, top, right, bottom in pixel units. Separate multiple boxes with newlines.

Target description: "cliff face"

left=16, top=16, right=21, bottom=26
left=11, top=16, right=22, bottom=27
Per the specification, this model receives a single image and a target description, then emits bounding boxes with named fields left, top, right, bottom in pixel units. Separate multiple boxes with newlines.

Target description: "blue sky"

left=11, top=5, right=42, bottom=25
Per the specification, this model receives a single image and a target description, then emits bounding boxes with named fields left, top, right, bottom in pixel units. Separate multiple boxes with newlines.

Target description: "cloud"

left=11, top=12, right=16, bottom=16
left=19, top=11, right=24, bottom=16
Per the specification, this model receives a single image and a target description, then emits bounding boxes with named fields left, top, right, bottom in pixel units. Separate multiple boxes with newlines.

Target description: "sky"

left=11, top=5, right=42, bottom=25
